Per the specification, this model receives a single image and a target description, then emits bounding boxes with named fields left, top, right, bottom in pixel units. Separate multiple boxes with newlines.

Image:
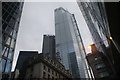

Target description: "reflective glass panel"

left=5, top=60, right=11, bottom=73
left=8, top=48, right=13, bottom=60
left=2, top=59, right=6, bottom=72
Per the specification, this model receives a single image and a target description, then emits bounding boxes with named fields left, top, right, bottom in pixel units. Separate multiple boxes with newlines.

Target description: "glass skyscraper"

left=77, top=1, right=119, bottom=78
left=1, top=2, right=24, bottom=78
left=77, top=2, right=110, bottom=54
left=55, top=7, right=90, bottom=78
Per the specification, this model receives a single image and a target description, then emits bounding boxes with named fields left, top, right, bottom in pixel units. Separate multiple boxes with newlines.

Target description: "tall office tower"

left=77, top=1, right=119, bottom=78
left=1, top=2, right=24, bottom=78
left=77, top=2, right=109, bottom=55
left=42, top=35, right=56, bottom=60
left=55, top=7, right=90, bottom=78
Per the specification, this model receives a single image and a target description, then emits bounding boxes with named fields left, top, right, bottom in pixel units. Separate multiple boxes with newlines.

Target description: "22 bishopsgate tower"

left=55, top=7, right=90, bottom=78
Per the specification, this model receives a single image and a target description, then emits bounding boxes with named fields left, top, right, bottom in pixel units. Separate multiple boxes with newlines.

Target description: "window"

left=1, top=59, right=6, bottom=72
left=2, top=22, right=7, bottom=30
left=48, top=74, right=50, bottom=78
left=59, top=74, right=61, bottom=78
left=98, top=72, right=109, bottom=78
left=44, top=65, right=46, bottom=70
left=52, top=76, right=54, bottom=80
left=8, top=48, right=14, bottom=60
left=52, top=70, right=54, bottom=75
left=5, top=36, right=12, bottom=46
left=2, top=33, right=8, bottom=44
left=12, top=30, right=17, bottom=39
left=96, top=63, right=105, bottom=69
left=6, top=15, right=12, bottom=22
left=3, top=11, right=8, bottom=20
left=2, top=46, right=7, bottom=55
left=5, top=60, right=11, bottom=73
left=56, top=72, right=57, bottom=76
left=48, top=68, right=50, bottom=72
left=5, top=26, right=13, bottom=35
left=9, top=18, right=15, bottom=28
left=3, top=47, right=9, bottom=57
left=10, top=38, right=15, bottom=48
left=43, top=72, right=46, bottom=78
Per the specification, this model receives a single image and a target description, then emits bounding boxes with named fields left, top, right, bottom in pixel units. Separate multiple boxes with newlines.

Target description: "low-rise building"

left=19, top=53, right=73, bottom=80
left=86, top=44, right=114, bottom=79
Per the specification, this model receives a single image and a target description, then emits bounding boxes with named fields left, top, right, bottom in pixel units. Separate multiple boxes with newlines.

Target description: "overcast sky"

left=12, top=1, right=93, bottom=71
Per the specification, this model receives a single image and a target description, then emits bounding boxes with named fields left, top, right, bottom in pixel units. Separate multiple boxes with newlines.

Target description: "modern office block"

left=77, top=1, right=119, bottom=78
left=1, top=2, right=24, bottom=78
left=77, top=2, right=109, bottom=55
left=55, top=7, right=90, bottom=78
left=42, top=35, right=56, bottom=60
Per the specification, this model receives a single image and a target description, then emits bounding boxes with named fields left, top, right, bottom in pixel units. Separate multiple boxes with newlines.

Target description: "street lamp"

left=88, top=36, right=113, bottom=48
left=88, top=45, right=92, bottom=48
left=109, top=37, right=113, bottom=40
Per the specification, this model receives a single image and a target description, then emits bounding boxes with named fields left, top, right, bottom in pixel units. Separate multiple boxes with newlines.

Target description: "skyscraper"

left=77, top=1, right=119, bottom=78
left=55, top=7, right=89, bottom=78
left=77, top=2, right=109, bottom=55
left=42, top=35, right=56, bottom=60
left=1, top=2, right=24, bottom=78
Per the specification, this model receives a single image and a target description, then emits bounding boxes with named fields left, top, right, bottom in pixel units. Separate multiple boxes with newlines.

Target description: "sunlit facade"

left=55, top=7, right=90, bottom=78
left=0, top=2, right=24, bottom=78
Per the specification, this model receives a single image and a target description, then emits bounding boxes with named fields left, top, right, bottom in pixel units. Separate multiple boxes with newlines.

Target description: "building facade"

left=18, top=53, right=73, bottom=79
left=77, top=1, right=120, bottom=78
left=55, top=7, right=90, bottom=78
left=77, top=1, right=110, bottom=55
left=86, top=44, right=113, bottom=79
left=1, top=2, right=24, bottom=78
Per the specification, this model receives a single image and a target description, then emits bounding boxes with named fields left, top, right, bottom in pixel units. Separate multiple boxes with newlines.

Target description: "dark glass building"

left=15, top=51, right=38, bottom=70
left=42, top=35, right=56, bottom=60
left=77, top=1, right=120, bottom=78
left=0, top=2, right=24, bottom=78
left=14, top=51, right=38, bottom=79
left=55, top=7, right=90, bottom=78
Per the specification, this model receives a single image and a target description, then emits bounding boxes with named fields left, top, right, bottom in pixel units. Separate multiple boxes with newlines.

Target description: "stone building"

left=19, top=53, right=73, bottom=80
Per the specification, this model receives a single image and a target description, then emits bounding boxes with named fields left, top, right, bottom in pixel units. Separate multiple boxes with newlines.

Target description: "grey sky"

left=12, top=1, right=93, bottom=71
